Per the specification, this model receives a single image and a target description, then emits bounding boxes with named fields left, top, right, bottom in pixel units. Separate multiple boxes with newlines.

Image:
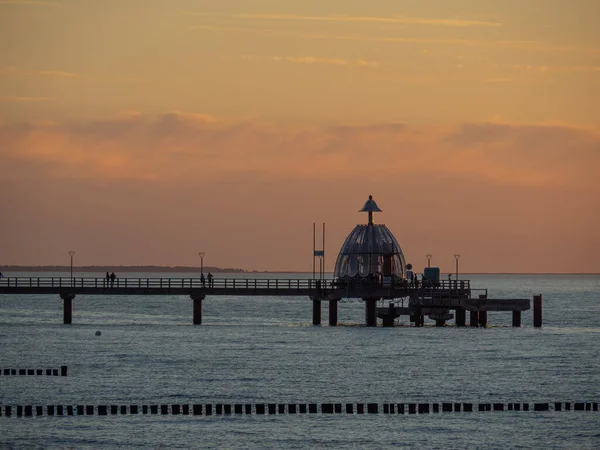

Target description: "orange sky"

left=1, top=0, right=599, bottom=273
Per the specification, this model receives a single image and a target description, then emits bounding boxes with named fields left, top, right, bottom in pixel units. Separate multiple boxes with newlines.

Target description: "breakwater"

left=1, top=401, right=597, bottom=417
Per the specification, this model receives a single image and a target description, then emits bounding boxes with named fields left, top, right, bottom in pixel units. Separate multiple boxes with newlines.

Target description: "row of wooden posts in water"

left=1, top=401, right=597, bottom=417
left=0, top=366, right=67, bottom=376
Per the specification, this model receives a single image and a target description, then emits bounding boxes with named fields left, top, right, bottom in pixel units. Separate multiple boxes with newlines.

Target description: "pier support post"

left=60, top=293, right=75, bottom=324
left=328, top=299, right=338, bottom=327
left=469, top=311, right=478, bottom=327
left=312, top=300, right=321, bottom=325
left=455, top=308, right=466, bottom=327
left=414, top=305, right=424, bottom=327
left=533, top=294, right=542, bottom=328
left=478, top=310, right=488, bottom=328
left=382, top=303, right=395, bottom=327
left=435, top=319, right=445, bottom=327
left=364, top=298, right=378, bottom=327
left=191, top=295, right=205, bottom=325
left=512, top=310, right=521, bottom=327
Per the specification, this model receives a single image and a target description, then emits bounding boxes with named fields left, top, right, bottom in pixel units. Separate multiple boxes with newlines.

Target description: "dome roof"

left=334, top=196, right=407, bottom=279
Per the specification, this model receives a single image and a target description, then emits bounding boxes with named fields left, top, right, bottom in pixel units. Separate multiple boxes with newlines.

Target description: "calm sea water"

left=1, top=273, right=599, bottom=449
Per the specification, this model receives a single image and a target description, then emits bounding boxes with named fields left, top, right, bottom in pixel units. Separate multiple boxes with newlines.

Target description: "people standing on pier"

left=207, top=272, right=213, bottom=288
left=201, top=273, right=206, bottom=287
left=110, top=272, right=116, bottom=287
left=105, top=272, right=110, bottom=288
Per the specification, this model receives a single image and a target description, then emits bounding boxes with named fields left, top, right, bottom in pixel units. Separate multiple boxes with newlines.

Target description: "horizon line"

left=0, top=265, right=598, bottom=276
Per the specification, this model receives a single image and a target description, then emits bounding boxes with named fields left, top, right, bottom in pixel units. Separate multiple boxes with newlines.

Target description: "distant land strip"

left=0, top=266, right=597, bottom=275
left=0, top=265, right=246, bottom=273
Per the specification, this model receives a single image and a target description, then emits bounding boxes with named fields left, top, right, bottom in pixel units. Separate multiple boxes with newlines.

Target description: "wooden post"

left=328, top=299, right=338, bottom=327
left=312, top=300, right=321, bottom=325
left=512, top=310, right=521, bottom=327
left=365, top=298, right=377, bottom=327
left=60, top=293, right=75, bottom=324
left=470, top=310, right=479, bottom=327
left=191, top=295, right=205, bottom=325
left=533, top=294, right=542, bottom=327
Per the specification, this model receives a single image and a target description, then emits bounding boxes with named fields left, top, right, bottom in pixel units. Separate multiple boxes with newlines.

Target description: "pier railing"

left=0, top=277, right=471, bottom=291
left=0, top=277, right=325, bottom=290
left=0, top=277, right=473, bottom=304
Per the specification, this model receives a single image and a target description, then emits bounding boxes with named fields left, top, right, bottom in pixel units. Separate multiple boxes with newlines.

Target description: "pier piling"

left=329, top=299, right=338, bottom=326
left=312, top=300, right=321, bottom=325
left=191, top=295, right=204, bottom=325
left=478, top=311, right=488, bottom=328
left=512, top=310, right=521, bottom=327
left=455, top=308, right=466, bottom=327
left=60, top=293, right=75, bottom=324
left=533, top=294, right=543, bottom=327
left=365, top=299, right=378, bottom=326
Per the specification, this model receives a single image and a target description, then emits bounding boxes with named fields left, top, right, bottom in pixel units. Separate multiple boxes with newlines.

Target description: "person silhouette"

left=207, top=272, right=213, bottom=288
left=105, top=272, right=110, bottom=287
left=110, top=272, right=116, bottom=287
left=201, top=273, right=206, bottom=287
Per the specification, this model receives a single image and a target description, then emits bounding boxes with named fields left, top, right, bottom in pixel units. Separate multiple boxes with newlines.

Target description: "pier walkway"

left=0, top=276, right=474, bottom=299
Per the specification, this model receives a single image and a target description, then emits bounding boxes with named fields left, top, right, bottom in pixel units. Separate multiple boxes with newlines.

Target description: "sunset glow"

left=1, top=0, right=599, bottom=272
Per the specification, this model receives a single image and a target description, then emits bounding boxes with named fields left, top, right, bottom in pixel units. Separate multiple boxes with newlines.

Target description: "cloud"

left=0, top=66, right=79, bottom=78
left=510, top=65, right=600, bottom=73
left=234, top=13, right=502, bottom=28
left=0, top=96, right=50, bottom=102
left=0, top=0, right=62, bottom=6
left=271, top=56, right=378, bottom=67
left=189, top=24, right=600, bottom=55
left=0, top=113, right=598, bottom=192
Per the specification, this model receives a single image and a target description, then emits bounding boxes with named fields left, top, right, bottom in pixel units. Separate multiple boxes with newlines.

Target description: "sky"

left=1, top=0, right=599, bottom=273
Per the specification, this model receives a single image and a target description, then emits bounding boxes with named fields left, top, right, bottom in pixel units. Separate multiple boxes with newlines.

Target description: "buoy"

left=95, top=331, right=101, bottom=336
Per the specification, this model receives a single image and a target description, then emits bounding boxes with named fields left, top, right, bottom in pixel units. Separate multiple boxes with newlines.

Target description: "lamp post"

left=198, top=252, right=205, bottom=275
left=454, top=254, right=460, bottom=280
left=68, top=251, right=75, bottom=286
left=426, top=254, right=432, bottom=268
left=68, top=251, right=75, bottom=277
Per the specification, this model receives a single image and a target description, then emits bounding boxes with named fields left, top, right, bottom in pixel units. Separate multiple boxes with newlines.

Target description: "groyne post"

left=533, top=294, right=542, bottom=327
left=60, top=293, right=75, bottom=324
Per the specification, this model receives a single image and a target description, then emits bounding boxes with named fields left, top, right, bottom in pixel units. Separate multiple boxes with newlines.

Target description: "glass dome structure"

left=334, top=196, right=407, bottom=280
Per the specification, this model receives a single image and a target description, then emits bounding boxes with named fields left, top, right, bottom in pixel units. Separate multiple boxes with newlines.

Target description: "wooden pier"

left=0, top=277, right=537, bottom=327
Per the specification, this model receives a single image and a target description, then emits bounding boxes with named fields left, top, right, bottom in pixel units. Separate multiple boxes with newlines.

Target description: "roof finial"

left=359, top=195, right=382, bottom=225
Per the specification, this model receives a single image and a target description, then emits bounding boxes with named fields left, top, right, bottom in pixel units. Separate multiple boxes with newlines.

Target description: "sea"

left=1, top=273, right=599, bottom=449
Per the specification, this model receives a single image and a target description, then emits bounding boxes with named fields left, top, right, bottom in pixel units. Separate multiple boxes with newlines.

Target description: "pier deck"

left=0, top=277, right=535, bottom=327
left=0, top=276, right=472, bottom=299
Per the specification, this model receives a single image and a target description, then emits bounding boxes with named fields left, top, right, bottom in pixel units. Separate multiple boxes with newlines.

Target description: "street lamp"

left=454, top=254, right=461, bottom=280
left=198, top=252, right=205, bottom=275
left=426, top=254, right=432, bottom=268
left=68, top=251, right=75, bottom=285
